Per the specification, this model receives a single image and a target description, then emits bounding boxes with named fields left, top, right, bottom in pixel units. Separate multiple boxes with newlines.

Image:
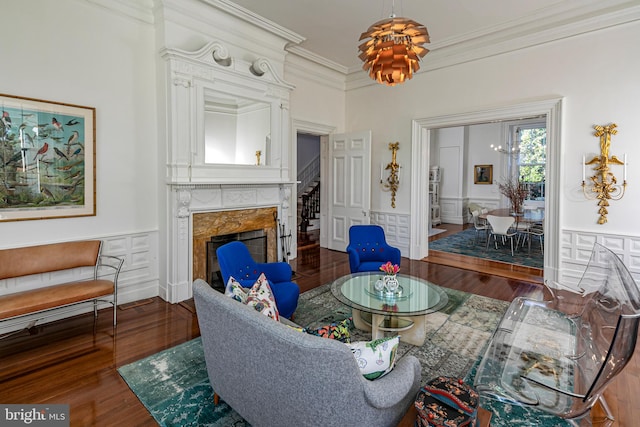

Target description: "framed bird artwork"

left=0, top=93, right=95, bottom=221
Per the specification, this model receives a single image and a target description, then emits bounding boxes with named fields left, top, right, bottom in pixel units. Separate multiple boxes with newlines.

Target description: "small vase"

left=374, top=279, right=385, bottom=292
left=383, top=275, right=399, bottom=293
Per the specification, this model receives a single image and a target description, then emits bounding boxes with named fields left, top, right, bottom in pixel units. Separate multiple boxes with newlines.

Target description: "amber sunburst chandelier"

left=358, top=4, right=430, bottom=86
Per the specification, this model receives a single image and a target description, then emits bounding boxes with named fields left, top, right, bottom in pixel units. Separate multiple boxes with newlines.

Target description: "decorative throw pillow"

left=225, top=274, right=279, bottom=321
left=225, top=276, right=248, bottom=303
left=245, top=273, right=280, bottom=321
left=347, top=335, right=400, bottom=380
left=305, top=318, right=352, bottom=343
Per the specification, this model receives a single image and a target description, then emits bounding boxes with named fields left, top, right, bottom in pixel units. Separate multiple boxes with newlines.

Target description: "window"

left=510, top=122, right=546, bottom=200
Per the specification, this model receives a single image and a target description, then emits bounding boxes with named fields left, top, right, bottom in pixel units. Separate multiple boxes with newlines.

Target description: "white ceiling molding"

left=200, top=0, right=305, bottom=45
left=286, top=46, right=349, bottom=75
left=85, top=0, right=155, bottom=24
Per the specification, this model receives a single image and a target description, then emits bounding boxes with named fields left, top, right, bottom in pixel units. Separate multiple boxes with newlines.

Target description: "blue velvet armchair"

left=216, top=241, right=300, bottom=319
left=346, top=225, right=401, bottom=273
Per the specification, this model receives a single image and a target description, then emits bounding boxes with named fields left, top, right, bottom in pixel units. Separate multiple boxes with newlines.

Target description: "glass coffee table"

left=331, top=272, right=448, bottom=346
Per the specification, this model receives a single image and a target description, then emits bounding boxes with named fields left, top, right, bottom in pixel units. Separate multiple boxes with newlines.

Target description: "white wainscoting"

left=0, top=230, right=159, bottom=334
left=560, top=229, right=640, bottom=286
left=370, top=211, right=410, bottom=258
left=440, top=197, right=465, bottom=225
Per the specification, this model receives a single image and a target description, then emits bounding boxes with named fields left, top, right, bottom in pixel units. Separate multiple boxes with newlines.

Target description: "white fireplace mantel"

left=163, top=181, right=295, bottom=303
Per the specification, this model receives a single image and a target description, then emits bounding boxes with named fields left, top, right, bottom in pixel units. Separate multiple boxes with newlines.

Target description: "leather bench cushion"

left=0, top=280, right=114, bottom=320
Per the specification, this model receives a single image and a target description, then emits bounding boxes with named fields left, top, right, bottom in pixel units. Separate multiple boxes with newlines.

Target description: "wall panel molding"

left=560, top=228, right=640, bottom=285
left=371, top=211, right=410, bottom=257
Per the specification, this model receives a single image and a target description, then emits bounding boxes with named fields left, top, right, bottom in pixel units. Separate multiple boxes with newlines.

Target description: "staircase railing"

left=297, top=155, right=320, bottom=197
left=300, top=181, right=320, bottom=232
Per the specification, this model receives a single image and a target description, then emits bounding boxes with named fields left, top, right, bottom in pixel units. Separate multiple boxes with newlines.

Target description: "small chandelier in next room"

left=358, top=7, right=430, bottom=86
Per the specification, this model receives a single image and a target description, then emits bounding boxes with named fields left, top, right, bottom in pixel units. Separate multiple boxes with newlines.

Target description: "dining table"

left=479, top=207, right=544, bottom=224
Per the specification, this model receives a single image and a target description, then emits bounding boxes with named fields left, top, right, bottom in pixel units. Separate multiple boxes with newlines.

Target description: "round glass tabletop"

left=330, top=272, right=449, bottom=316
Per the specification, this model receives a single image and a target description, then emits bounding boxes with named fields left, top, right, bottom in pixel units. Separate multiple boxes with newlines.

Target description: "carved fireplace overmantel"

left=160, top=40, right=296, bottom=185
left=156, top=2, right=303, bottom=303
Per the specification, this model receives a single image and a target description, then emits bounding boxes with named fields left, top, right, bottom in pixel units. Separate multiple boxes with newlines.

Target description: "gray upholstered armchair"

left=193, top=279, right=421, bottom=427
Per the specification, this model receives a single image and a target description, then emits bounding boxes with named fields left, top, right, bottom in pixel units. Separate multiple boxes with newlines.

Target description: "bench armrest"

left=96, top=255, right=124, bottom=284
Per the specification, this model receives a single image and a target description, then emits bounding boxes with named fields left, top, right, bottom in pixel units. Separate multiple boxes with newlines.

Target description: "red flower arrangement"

left=379, top=261, right=400, bottom=275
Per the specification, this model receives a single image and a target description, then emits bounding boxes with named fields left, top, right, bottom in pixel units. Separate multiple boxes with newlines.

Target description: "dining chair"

left=521, top=222, right=544, bottom=254
left=470, top=209, right=489, bottom=244
left=485, top=214, right=517, bottom=256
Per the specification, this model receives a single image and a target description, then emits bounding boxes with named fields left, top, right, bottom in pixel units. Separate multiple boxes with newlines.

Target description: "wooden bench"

left=0, top=240, right=123, bottom=337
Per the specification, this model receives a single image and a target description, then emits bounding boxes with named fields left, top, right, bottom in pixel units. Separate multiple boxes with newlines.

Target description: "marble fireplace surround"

left=166, top=183, right=293, bottom=303
left=192, top=206, right=278, bottom=284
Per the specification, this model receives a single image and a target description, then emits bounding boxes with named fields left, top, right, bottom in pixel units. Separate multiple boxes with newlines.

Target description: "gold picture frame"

left=0, top=93, right=96, bottom=221
left=474, top=164, right=493, bottom=185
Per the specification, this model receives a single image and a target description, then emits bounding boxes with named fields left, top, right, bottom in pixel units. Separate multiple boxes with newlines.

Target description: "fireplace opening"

left=206, top=229, right=267, bottom=291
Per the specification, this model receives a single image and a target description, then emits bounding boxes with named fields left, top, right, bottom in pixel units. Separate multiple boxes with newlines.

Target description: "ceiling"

left=229, top=0, right=573, bottom=71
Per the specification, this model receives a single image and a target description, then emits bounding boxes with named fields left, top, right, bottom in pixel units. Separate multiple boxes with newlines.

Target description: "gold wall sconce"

left=255, top=150, right=262, bottom=165
left=582, top=123, right=627, bottom=224
left=381, top=142, right=401, bottom=208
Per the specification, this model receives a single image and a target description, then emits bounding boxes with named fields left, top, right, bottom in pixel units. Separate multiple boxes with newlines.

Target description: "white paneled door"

left=327, top=131, right=371, bottom=251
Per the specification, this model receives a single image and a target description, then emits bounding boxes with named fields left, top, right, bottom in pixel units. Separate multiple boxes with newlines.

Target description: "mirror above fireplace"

left=204, top=94, right=271, bottom=166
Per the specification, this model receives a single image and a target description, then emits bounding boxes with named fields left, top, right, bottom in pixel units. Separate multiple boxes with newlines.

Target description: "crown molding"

left=85, top=0, right=155, bottom=24
left=287, top=46, right=349, bottom=75
left=422, top=1, right=640, bottom=70
left=199, top=0, right=305, bottom=45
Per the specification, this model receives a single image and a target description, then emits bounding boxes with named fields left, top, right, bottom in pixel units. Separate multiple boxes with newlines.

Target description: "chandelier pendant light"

left=358, top=8, right=429, bottom=86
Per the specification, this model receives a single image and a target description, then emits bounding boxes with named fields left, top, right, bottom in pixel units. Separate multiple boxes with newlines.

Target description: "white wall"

left=286, top=55, right=346, bottom=133
left=466, top=123, right=503, bottom=204
left=0, top=1, right=159, bottom=304
left=348, top=21, right=640, bottom=239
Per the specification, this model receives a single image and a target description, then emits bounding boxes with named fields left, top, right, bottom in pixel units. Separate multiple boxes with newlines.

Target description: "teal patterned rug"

left=429, top=227, right=544, bottom=269
left=118, top=284, right=569, bottom=426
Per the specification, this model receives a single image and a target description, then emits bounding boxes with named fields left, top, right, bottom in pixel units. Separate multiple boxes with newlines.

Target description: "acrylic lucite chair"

left=474, top=243, right=640, bottom=426
left=346, top=225, right=401, bottom=274
left=216, top=241, right=300, bottom=319
left=485, top=214, right=517, bottom=256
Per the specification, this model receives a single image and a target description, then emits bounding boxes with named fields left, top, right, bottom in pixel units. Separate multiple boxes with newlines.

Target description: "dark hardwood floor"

left=0, top=228, right=636, bottom=426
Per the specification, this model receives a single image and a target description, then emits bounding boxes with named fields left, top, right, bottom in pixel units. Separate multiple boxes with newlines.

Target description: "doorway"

left=291, top=120, right=335, bottom=254
left=411, top=98, right=562, bottom=283
left=296, top=132, right=321, bottom=250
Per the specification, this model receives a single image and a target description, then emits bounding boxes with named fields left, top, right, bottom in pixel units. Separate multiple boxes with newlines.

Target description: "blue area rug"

left=429, top=227, right=543, bottom=269
left=118, top=284, right=568, bottom=426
